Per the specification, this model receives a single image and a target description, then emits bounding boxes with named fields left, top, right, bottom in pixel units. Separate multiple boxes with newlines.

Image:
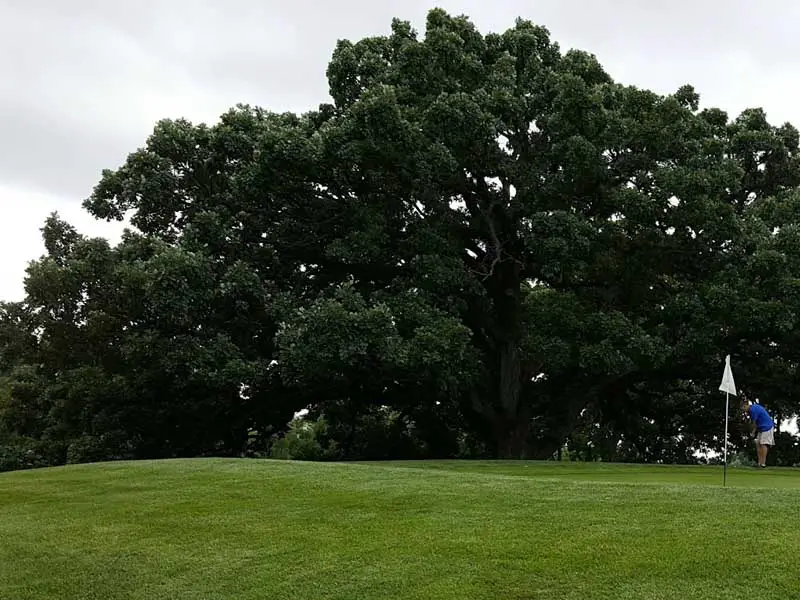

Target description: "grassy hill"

left=1, top=459, right=798, bottom=599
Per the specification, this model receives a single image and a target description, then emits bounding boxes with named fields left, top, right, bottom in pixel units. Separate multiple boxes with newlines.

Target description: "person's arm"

left=746, top=405, right=756, bottom=437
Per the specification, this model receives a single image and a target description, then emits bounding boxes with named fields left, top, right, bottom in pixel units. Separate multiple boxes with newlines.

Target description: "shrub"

left=0, top=437, right=65, bottom=472
left=270, top=417, right=337, bottom=461
left=65, top=432, right=138, bottom=465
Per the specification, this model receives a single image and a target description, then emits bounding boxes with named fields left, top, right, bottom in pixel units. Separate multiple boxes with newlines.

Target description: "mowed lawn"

left=1, top=460, right=798, bottom=600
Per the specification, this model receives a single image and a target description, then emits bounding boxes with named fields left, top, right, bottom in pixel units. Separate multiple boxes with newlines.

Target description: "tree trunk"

left=488, top=259, right=528, bottom=458
left=343, top=403, right=359, bottom=459
left=496, top=418, right=531, bottom=458
left=480, top=338, right=532, bottom=459
left=472, top=191, right=529, bottom=458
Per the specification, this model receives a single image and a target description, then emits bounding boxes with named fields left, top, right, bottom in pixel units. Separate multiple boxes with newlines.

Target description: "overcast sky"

left=2, top=0, right=800, bottom=301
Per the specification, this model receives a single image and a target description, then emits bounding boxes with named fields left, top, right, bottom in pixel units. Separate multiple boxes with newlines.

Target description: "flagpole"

left=719, top=354, right=736, bottom=488
left=723, top=391, right=729, bottom=487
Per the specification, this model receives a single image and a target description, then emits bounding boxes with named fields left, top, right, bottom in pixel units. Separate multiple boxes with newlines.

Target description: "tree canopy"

left=3, top=9, right=800, bottom=470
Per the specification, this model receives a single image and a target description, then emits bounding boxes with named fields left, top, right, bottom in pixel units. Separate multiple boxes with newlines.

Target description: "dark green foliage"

left=2, top=10, right=800, bottom=469
left=772, top=431, right=800, bottom=466
left=0, top=438, right=62, bottom=473
left=270, top=408, right=427, bottom=462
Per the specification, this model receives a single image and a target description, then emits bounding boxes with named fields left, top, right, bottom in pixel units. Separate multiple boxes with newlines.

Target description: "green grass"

left=1, top=460, right=798, bottom=599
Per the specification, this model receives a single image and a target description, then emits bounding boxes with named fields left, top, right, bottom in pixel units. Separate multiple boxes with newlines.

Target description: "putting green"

left=1, top=459, right=797, bottom=599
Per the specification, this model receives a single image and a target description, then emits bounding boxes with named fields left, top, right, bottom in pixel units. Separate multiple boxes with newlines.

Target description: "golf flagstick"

left=724, top=392, right=729, bottom=486
left=719, top=355, right=737, bottom=487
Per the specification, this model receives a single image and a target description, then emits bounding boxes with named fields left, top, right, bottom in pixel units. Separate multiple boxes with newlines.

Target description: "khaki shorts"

left=756, top=428, right=775, bottom=446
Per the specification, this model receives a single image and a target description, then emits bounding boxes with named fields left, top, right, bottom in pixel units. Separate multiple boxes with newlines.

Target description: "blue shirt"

left=748, top=403, right=774, bottom=432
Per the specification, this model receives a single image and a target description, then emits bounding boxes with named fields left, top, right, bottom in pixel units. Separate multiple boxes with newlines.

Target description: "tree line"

left=3, top=9, right=800, bottom=472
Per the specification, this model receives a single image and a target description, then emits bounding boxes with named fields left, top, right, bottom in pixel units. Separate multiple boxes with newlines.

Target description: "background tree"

left=2, top=9, right=800, bottom=469
left=300, top=11, right=755, bottom=456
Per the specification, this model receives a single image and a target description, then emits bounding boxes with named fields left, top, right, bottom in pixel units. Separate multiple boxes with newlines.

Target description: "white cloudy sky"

left=2, top=0, right=800, bottom=301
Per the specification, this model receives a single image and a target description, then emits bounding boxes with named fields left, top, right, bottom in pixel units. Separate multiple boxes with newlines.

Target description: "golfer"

left=742, top=393, right=774, bottom=468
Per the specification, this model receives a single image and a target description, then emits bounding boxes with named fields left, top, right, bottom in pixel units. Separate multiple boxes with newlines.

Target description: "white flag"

left=719, top=354, right=737, bottom=395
